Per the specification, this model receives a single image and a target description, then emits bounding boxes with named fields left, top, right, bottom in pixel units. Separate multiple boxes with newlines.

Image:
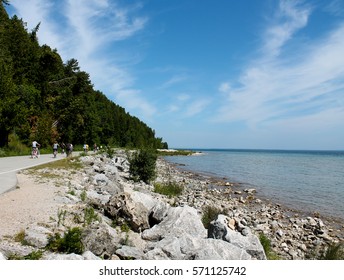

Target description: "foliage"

left=80, top=189, right=87, bottom=202
left=24, top=250, right=43, bottom=260
left=157, top=150, right=195, bottom=156
left=153, top=181, right=184, bottom=198
left=83, top=207, right=101, bottom=226
left=259, top=233, right=280, bottom=260
left=317, top=242, right=344, bottom=260
left=29, top=157, right=83, bottom=170
left=46, top=227, right=84, bottom=254
left=201, top=205, right=227, bottom=229
left=128, top=149, right=157, bottom=183
left=105, top=145, right=115, bottom=159
left=14, top=229, right=30, bottom=246
left=0, top=4, right=167, bottom=150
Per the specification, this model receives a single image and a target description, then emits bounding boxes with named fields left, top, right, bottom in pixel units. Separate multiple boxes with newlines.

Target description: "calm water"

left=165, top=149, right=344, bottom=220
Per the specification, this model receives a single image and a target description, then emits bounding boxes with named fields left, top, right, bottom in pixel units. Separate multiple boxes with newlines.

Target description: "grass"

left=259, top=233, right=280, bottom=260
left=153, top=181, right=184, bottom=198
left=29, top=157, right=83, bottom=171
left=13, top=229, right=31, bottom=246
left=84, top=207, right=101, bottom=226
left=80, top=190, right=87, bottom=202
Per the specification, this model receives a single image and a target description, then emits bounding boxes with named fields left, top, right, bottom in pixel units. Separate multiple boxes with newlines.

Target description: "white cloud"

left=185, top=99, right=211, bottom=117
left=215, top=0, right=344, bottom=136
left=218, top=82, right=231, bottom=94
left=160, top=74, right=188, bottom=89
left=263, top=0, right=311, bottom=57
left=9, top=0, right=154, bottom=119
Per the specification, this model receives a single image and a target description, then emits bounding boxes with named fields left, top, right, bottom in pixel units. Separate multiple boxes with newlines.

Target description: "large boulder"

left=104, top=190, right=170, bottom=232
left=142, top=234, right=251, bottom=260
left=0, top=252, right=6, bottom=260
left=208, top=214, right=266, bottom=260
left=142, top=206, right=206, bottom=241
left=81, top=223, right=120, bottom=259
left=24, top=225, right=53, bottom=248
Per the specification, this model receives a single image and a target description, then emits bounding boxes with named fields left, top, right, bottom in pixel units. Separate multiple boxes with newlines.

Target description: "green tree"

left=129, top=149, right=157, bottom=183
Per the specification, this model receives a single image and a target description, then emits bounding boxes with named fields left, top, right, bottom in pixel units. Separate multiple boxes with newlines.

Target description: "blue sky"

left=6, top=0, right=344, bottom=150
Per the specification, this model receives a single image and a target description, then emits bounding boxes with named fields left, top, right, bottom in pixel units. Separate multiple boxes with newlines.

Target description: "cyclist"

left=32, top=140, right=40, bottom=158
left=53, top=142, right=59, bottom=158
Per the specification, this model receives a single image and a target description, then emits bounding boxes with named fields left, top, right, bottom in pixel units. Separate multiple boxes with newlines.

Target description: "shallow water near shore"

left=164, top=149, right=344, bottom=222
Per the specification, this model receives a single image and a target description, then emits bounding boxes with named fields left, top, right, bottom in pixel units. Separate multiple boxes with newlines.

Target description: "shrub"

left=318, top=242, right=344, bottom=260
left=201, top=205, right=225, bottom=229
left=105, top=145, right=115, bottom=159
left=153, top=181, right=184, bottom=198
left=128, top=149, right=157, bottom=183
left=46, top=227, right=84, bottom=254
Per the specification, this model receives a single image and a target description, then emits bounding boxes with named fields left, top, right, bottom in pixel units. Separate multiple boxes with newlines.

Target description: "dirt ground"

left=0, top=172, right=61, bottom=238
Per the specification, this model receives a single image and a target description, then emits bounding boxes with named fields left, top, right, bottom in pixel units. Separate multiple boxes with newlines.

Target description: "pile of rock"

left=0, top=150, right=342, bottom=260
left=155, top=158, right=344, bottom=260
left=0, top=151, right=266, bottom=260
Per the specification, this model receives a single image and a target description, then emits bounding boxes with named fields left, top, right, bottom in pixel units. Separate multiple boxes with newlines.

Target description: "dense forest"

left=0, top=1, right=168, bottom=150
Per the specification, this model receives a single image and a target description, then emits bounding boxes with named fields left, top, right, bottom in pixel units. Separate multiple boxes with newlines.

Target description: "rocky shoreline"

left=0, top=150, right=342, bottom=260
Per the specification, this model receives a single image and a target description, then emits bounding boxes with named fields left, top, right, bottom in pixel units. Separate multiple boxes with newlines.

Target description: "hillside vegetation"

left=0, top=2, right=167, bottom=151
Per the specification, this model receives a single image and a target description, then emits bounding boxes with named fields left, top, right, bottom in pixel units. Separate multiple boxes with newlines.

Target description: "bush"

left=154, top=181, right=184, bottom=198
left=46, top=227, right=84, bottom=254
left=128, top=149, right=157, bottom=183
left=201, top=205, right=225, bottom=229
left=318, top=242, right=344, bottom=260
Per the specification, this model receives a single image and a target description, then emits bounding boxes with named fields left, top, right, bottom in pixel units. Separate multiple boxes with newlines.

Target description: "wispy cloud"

left=10, top=0, right=154, bottom=119
left=215, top=0, right=344, bottom=133
left=185, top=98, right=211, bottom=117
left=160, top=74, right=188, bottom=89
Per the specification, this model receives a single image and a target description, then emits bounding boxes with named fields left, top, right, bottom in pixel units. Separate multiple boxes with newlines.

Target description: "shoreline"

left=159, top=157, right=344, bottom=248
left=162, top=157, right=344, bottom=235
left=0, top=150, right=343, bottom=260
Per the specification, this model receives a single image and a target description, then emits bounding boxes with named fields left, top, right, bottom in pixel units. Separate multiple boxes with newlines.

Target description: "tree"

left=128, top=149, right=157, bottom=183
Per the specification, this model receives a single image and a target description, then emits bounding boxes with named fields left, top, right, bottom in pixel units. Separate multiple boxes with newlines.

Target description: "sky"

left=5, top=0, right=344, bottom=150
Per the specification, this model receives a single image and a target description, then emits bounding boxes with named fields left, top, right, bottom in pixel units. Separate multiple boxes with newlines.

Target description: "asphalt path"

left=0, top=153, right=70, bottom=195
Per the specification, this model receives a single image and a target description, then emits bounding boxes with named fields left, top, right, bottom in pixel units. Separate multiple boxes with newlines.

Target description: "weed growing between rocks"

left=259, top=233, right=280, bottom=260
left=83, top=207, right=101, bottom=226
left=14, top=229, right=32, bottom=246
left=306, top=242, right=344, bottom=260
left=153, top=181, right=184, bottom=198
left=46, top=227, right=84, bottom=255
left=201, top=205, right=227, bottom=229
left=80, top=190, right=87, bottom=202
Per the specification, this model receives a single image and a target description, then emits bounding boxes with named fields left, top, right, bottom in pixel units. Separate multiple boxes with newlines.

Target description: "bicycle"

left=31, top=147, right=39, bottom=159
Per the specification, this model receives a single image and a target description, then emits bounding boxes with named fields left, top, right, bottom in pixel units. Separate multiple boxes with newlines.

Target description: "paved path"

left=0, top=153, right=69, bottom=195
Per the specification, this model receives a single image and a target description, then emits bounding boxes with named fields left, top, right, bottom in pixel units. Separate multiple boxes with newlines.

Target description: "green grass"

left=259, top=233, right=280, bottom=260
left=84, top=207, right=101, bottom=226
left=29, top=157, right=83, bottom=171
left=153, top=181, right=184, bottom=198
